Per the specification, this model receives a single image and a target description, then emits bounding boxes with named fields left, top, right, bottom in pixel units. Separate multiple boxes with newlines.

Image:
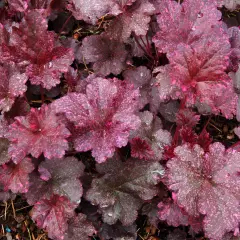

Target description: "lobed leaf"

left=0, top=157, right=34, bottom=193
left=26, top=157, right=84, bottom=204
left=54, top=77, right=140, bottom=163
left=31, top=195, right=76, bottom=240
left=167, top=143, right=240, bottom=239
left=6, top=104, right=70, bottom=163
left=86, top=157, right=163, bottom=225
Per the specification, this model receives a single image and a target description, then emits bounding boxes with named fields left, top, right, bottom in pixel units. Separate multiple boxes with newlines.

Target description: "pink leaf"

left=158, top=199, right=189, bottom=227
left=153, top=0, right=222, bottom=53
left=176, top=109, right=200, bottom=128
left=67, top=0, right=121, bottom=24
left=196, top=80, right=237, bottom=119
left=31, top=195, right=76, bottom=240
left=167, top=143, right=240, bottom=239
left=8, top=0, right=29, bottom=12
left=0, top=158, right=34, bottom=193
left=54, top=77, right=140, bottom=163
left=0, top=64, right=28, bottom=112
left=130, top=137, right=155, bottom=159
left=168, top=35, right=231, bottom=106
left=152, top=66, right=181, bottom=102
left=1, top=10, right=73, bottom=89
left=6, top=104, right=70, bottom=163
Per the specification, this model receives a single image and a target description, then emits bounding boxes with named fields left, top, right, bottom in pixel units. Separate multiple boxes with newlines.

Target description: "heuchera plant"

left=0, top=0, right=239, bottom=239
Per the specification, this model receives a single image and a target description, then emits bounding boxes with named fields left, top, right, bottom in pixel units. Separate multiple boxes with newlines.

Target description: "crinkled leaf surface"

left=64, top=213, right=96, bottom=240
left=105, top=0, right=155, bottom=42
left=31, top=195, right=76, bottom=240
left=0, top=64, right=28, bottom=112
left=0, top=157, right=34, bottom=193
left=152, top=65, right=180, bottom=102
left=8, top=0, right=29, bottom=12
left=26, top=157, right=84, bottom=204
left=86, top=157, right=163, bottom=225
left=0, top=10, right=73, bottom=89
left=6, top=104, right=70, bottom=163
left=168, top=34, right=231, bottom=106
left=153, top=0, right=222, bottom=53
left=123, top=66, right=152, bottom=108
left=158, top=199, right=189, bottom=227
left=195, top=80, right=237, bottom=119
left=167, top=143, right=240, bottom=239
left=130, top=111, right=171, bottom=160
left=67, top=0, right=121, bottom=24
left=82, top=34, right=128, bottom=76
left=54, top=77, right=140, bottom=163
left=176, top=109, right=200, bottom=128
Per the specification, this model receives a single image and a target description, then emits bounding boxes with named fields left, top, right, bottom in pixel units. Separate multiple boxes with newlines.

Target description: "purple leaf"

left=130, top=111, right=171, bottom=160
left=223, top=0, right=240, bottom=10
left=54, top=77, right=140, bottom=163
left=105, top=0, right=155, bottom=42
left=64, top=213, right=96, bottom=240
left=123, top=66, right=152, bottom=108
left=99, top=222, right=137, bottom=240
left=82, top=34, right=128, bottom=76
left=86, top=157, right=163, bottom=225
left=26, top=157, right=84, bottom=204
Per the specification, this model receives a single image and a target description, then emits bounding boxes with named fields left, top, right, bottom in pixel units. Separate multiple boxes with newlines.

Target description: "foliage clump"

left=0, top=0, right=239, bottom=239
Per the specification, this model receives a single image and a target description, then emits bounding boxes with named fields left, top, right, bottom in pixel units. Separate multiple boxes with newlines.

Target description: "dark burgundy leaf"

left=26, top=157, right=84, bottom=204
left=86, top=157, right=163, bottom=225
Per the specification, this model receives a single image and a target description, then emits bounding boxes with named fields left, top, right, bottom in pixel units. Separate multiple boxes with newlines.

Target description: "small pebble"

left=6, top=232, right=12, bottom=240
